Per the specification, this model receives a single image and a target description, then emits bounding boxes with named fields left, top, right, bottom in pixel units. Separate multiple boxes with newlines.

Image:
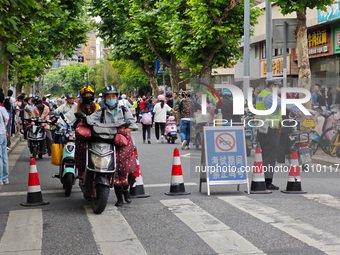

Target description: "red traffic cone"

left=249, top=147, right=272, bottom=194
left=281, top=151, right=306, bottom=194
left=130, top=147, right=150, bottom=198
left=21, top=158, right=49, bottom=206
left=165, top=148, right=190, bottom=196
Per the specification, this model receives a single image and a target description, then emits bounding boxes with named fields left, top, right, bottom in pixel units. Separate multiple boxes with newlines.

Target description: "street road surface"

left=0, top=127, right=340, bottom=255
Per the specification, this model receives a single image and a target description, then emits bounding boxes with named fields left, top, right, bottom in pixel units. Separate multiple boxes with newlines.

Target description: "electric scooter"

left=53, top=113, right=76, bottom=197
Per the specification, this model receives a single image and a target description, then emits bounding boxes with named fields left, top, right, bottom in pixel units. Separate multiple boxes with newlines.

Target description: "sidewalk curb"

left=8, top=135, right=22, bottom=156
left=313, top=157, right=339, bottom=166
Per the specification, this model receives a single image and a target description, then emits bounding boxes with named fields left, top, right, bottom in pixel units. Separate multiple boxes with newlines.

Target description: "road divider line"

left=85, top=205, right=147, bottom=255
left=0, top=209, right=42, bottom=254
left=160, top=198, right=265, bottom=255
left=219, top=196, right=340, bottom=255
left=0, top=183, right=198, bottom=196
left=303, top=194, right=340, bottom=210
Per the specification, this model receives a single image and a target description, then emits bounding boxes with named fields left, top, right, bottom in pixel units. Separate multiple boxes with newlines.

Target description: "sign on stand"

left=199, top=126, right=249, bottom=195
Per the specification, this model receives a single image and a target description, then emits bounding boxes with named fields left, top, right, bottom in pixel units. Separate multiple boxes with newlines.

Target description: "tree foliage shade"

left=0, top=0, right=90, bottom=90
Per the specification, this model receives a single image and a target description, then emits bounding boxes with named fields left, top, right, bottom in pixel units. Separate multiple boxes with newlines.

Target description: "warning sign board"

left=199, top=126, right=249, bottom=195
left=215, top=132, right=236, bottom=152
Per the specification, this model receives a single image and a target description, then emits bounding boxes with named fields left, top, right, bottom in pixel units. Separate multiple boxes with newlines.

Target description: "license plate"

left=170, top=131, right=176, bottom=135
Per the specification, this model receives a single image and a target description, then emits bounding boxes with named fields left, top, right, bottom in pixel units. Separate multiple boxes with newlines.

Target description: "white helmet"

left=121, top=94, right=127, bottom=99
left=99, top=93, right=103, bottom=97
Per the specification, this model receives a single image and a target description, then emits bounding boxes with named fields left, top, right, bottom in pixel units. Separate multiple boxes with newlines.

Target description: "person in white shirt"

left=153, top=95, right=176, bottom=143
left=0, top=100, right=9, bottom=185
left=54, top=93, right=77, bottom=115
left=120, top=94, right=133, bottom=109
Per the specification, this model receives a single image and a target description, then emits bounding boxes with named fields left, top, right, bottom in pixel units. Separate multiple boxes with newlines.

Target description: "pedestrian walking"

left=179, top=91, right=201, bottom=150
left=140, top=102, right=152, bottom=144
left=172, top=92, right=181, bottom=126
left=0, top=98, right=9, bottom=185
left=153, top=95, right=175, bottom=143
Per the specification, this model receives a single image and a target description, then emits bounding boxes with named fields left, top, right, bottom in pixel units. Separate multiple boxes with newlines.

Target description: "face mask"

left=105, top=99, right=117, bottom=107
left=82, top=96, right=94, bottom=105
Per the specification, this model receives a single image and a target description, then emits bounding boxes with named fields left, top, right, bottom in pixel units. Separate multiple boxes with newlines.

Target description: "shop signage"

left=260, top=56, right=290, bottom=78
left=307, top=28, right=332, bottom=58
left=318, top=1, right=340, bottom=23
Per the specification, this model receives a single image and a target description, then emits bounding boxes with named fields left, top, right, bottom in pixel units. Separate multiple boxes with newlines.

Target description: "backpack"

left=141, top=112, right=152, bottom=125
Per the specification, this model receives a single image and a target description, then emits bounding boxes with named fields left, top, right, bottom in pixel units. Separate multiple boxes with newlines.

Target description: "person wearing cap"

left=54, top=93, right=77, bottom=115
left=256, top=80, right=302, bottom=190
left=179, top=91, right=201, bottom=150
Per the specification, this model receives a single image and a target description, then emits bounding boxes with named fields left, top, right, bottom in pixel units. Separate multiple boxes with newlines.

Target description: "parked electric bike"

left=25, top=118, right=50, bottom=159
left=75, top=112, right=118, bottom=214
left=308, top=105, right=340, bottom=154
left=53, top=113, right=76, bottom=197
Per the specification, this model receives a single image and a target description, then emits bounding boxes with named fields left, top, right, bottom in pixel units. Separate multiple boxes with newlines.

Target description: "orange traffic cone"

left=281, top=151, right=306, bottom=194
left=165, top=148, right=190, bottom=196
left=21, top=158, right=49, bottom=206
left=130, top=147, right=150, bottom=198
left=250, top=146, right=272, bottom=194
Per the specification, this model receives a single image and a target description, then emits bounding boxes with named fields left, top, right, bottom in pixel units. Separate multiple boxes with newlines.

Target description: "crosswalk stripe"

left=160, top=198, right=265, bottom=255
left=85, top=205, right=147, bottom=255
left=0, top=209, right=42, bottom=254
left=303, top=194, right=340, bottom=210
left=219, top=196, right=340, bottom=255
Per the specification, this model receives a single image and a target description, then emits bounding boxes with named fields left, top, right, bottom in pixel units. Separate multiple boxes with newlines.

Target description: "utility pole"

left=266, top=0, right=273, bottom=80
left=243, top=0, right=250, bottom=100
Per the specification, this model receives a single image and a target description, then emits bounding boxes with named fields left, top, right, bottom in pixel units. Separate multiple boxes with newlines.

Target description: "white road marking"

left=160, top=198, right=265, bottom=255
left=219, top=196, right=340, bottom=255
left=0, top=209, right=43, bottom=254
left=0, top=183, right=198, bottom=196
left=303, top=194, right=340, bottom=210
left=180, top=153, right=201, bottom=159
left=144, top=182, right=197, bottom=188
left=86, top=205, right=147, bottom=255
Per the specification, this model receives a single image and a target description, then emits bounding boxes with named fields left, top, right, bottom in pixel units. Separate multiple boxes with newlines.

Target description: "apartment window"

left=262, top=43, right=266, bottom=59
left=255, top=45, right=259, bottom=58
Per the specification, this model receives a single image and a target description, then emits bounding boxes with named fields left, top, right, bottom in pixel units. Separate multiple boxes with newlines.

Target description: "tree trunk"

left=168, top=55, right=178, bottom=93
left=199, top=65, right=213, bottom=85
left=142, top=61, right=159, bottom=98
left=0, top=36, right=9, bottom=91
left=296, top=8, right=311, bottom=108
left=16, top=82, right=23, bottom=94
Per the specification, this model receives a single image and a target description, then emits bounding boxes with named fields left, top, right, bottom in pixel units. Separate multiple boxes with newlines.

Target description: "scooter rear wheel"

left=92, top=184, right=109, bottom=214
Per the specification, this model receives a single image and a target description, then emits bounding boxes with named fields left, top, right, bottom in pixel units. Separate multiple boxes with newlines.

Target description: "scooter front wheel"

left=64, top=173, right=73, bottom=197
left=92, top=184, right=110, bottom=214
left=32, top=147, right=38, bottom=159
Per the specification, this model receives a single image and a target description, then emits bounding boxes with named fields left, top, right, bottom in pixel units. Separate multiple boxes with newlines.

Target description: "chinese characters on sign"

left=307, top=29, right=329, bottom=55
left=307, top=30, right=327, bottom=47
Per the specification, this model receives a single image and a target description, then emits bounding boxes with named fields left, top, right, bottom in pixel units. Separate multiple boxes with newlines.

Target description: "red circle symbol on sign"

left=216, top=133, right=236, bottom=152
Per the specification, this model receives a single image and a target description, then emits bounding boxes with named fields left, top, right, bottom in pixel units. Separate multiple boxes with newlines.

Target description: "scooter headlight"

left=90, top=154, right=112, bottom=169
